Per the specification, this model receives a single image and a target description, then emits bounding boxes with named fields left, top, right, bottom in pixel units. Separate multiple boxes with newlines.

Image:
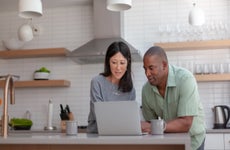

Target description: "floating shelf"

left=0, top=47, right=70, bottom=59
left=154, top=40, right=230, bottom=82
left=154, top=39, right=230, bottom=51
left=195, top=74, right=230, bottom=82
left=0, top=80, right=71, bottom=88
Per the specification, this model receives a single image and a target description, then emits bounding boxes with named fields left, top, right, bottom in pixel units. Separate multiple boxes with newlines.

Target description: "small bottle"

left=25, top=110, right=31, bottom=120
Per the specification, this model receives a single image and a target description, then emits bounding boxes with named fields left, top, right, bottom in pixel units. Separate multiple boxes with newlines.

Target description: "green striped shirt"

left=142, top=65, right=206, bottom=150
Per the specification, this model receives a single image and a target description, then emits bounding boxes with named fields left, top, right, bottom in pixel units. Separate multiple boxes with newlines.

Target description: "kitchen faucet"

left=0, top=74, right=19, bottom=138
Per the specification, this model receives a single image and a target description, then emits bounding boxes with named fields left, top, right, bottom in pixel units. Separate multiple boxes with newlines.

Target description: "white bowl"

left=34, top=72, right=50, bottom=80
left=2, top=38, right=25, bottom=50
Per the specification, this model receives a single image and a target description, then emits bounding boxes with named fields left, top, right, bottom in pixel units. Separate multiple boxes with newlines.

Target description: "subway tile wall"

left=0, top=0, right=229, bottom=130
left=124, top=0, right=230, bottom=129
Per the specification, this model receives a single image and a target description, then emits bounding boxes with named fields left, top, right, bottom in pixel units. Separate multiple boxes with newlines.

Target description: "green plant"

left=9, top=118, right=33, bottom=127
left=35, top=67, right=50, bottom=73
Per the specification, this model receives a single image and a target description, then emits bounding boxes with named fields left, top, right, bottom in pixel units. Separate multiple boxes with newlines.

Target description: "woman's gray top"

left=87, top=75, right=136, bottom=133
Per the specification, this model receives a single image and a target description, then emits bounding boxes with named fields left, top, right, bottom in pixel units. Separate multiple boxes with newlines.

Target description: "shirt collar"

left=167, top=64, right=176, bottom=87
left=148, top=64, right=176, bottom=93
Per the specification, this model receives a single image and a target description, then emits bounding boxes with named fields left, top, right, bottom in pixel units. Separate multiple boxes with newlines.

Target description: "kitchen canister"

left=66, top=120, right=78, bottom=136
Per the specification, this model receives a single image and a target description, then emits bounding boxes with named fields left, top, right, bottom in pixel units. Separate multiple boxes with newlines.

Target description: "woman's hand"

left=141, top=121, right=151, bottom=133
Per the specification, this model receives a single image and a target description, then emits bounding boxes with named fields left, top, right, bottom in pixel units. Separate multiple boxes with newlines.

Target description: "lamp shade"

left=18, top=24, right=34, bottom=42
left=107, top=0, right=132, bottom=11
left=189, top=3, right=205, bottom=26
left=19, top=0, right=43, bottom=18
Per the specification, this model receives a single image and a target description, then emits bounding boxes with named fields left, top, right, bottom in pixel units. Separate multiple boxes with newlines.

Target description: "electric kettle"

left=213, top=105, right=230, bottom=129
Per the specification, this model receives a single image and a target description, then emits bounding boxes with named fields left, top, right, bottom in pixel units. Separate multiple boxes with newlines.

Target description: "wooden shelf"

left=195, top=74, right=230, bottom=82
left=154, top=40, right=230, bottom=51
left=0, top=80, right=71, bottom=88
left=0, top=48, right=71, bottom=88
left=154, top=40, right=230, bottom=82
left=0, top=47, right=70, bottom=59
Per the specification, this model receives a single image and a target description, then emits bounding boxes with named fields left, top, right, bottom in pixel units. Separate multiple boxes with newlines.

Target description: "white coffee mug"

left=151, top=119, right=166, bottom=135
left=66, top=120, right=78, bottom=136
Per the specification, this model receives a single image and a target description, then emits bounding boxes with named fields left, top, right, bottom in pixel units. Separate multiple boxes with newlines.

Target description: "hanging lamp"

left=18, top=23, right=34, bottom=42
left=188, top=3, right=205, bottom=26
left=19, top=0, right=43, bottom=18
left=107, top=0, right=132, bottom=11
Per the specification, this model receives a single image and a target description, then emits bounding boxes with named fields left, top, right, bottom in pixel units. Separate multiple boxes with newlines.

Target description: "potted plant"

left=34, top=67, right=51, bottom=80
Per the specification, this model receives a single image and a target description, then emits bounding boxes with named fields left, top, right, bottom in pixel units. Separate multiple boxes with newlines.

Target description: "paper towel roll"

left=48, top=99, right=53, bottom=127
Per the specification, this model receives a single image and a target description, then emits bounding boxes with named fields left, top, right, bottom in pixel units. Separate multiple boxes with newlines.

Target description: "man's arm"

left=165, top=116, right=193, bottom=133
left=141, top=116, right=193, bottom=133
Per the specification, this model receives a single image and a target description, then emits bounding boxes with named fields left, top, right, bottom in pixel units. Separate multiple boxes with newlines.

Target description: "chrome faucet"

left=0, top=74, right=19, bottom=138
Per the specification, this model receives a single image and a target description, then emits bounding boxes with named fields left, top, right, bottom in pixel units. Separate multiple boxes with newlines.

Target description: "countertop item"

left=213, top=105, right=230, bottom=129
left=2, top=38, right=25, bottom=50
left=34, top=72, right=50, bottom=80
left=9, top=118, right=33, bottom=130
left=65, top=104, right=74, bottom=120
left=59, top=104, right=69, bottom=120
left=1, top=133, right=191, bottom=150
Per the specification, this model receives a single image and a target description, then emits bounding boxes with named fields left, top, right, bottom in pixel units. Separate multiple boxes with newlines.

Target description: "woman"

left=87, top=41, right=136, bottom=133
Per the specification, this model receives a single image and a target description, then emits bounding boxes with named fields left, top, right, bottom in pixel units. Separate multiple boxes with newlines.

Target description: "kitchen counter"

left=0, top=133, right=191, bottom=150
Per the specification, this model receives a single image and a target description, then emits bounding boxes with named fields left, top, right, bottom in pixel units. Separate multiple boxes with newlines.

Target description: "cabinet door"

left=205, top=133, right=224, bottom=150
left=224, top=134, right=230, bottom=150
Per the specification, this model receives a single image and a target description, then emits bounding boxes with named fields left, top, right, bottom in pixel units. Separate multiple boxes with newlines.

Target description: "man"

left=141, top=46, right=206, bottom=150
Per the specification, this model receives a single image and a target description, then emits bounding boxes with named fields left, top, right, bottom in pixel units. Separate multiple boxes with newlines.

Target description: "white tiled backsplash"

left=0, top=0, right=230, bottom=130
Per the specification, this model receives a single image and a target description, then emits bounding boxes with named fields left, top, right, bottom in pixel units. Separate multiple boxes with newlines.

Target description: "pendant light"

left=188, top=3, right=205, bottom=26
left=107, top=0, right=132, bottom=11
left=19, top=0, right=43, bottom=18
left=18, top=23, right=34, bottom=42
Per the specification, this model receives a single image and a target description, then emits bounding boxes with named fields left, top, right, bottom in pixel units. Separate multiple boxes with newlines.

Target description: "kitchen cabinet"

left=0, top=133, right=191, bottom=150
left=0, top=47, right=71, bottom=88
left=154, top=40, right=230, bottom=82
left=205, top=133, right=224, bottom=150
left=225, top=134, right=230, bottom=150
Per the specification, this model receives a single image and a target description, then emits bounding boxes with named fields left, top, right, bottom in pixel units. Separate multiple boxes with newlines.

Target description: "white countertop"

left=0, top=132, right=190, bottom=147
left=206, top=128, right=230, bottom=133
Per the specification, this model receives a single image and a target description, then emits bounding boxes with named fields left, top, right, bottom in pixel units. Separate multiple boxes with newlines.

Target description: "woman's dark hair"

left=100, top=41, right=133, bottom=92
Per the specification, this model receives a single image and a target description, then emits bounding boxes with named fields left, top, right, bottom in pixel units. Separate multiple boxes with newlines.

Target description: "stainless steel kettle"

left=213, top=105, right=230, bottom=129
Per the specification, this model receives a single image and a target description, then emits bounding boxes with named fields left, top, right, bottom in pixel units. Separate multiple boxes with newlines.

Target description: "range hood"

left=67, top=0, right=141, bottom=64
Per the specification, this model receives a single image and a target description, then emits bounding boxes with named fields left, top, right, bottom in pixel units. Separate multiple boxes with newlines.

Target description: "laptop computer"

left=94, top=100, right=142, bottom=136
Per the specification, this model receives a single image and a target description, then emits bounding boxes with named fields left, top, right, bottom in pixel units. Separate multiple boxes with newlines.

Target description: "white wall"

left=0, top=0, right=229, bottom=130
left=124, top=0, right=230, bottom=129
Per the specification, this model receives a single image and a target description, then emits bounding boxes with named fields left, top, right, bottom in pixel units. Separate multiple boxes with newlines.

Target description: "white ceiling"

left=0, top=0, right=93, bottom=12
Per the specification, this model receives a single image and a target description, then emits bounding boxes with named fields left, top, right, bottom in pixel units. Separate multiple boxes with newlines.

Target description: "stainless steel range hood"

left=67, top=0, right=141, bottom=64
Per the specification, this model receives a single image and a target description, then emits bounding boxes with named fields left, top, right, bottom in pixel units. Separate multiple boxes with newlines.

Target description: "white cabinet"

left=224, top=134, right=230, bottom=150
left=205, top=133, right=224, bottom=150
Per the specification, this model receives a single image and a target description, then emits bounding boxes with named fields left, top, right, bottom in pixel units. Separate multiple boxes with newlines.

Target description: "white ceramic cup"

left=151, top=119, right=166, bottom=135
left=66, top=120, right=77, bottom=136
